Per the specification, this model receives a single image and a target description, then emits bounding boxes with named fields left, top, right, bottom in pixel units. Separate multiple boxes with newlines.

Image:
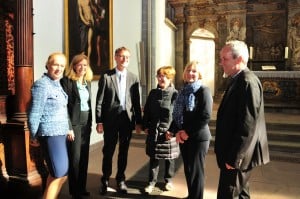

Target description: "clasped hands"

left=175, top=130, right=189, bottom=143
left=143, top=129, right=174, bottom=141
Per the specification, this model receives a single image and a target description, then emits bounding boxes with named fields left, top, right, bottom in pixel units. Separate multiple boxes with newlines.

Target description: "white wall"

left=32, top=0, right=143, bottom=145
left=33, top=0, right=65, bottom=80
left=32, top=0, right=175, bottom=145
left=154, top=0, right=176, bottom=71
left=113, top=0, right=142, bottom=78
left=33, top=0, right=102, bottom=144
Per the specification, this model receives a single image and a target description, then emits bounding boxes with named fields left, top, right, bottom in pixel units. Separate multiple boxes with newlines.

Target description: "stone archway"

left=189, top=28, right=215, bottom=96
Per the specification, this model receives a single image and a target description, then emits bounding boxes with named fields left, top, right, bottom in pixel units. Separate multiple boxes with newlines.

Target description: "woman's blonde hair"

left=182, top=61, right=202, bottom=82
left=64, top=54, right=94, bottom=81
left=156, top=66, right=176, bottom=80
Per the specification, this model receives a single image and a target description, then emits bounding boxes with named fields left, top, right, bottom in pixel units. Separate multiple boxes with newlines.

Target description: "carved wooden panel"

left=0, top=4, right=15, bottom=124
left=288, top=1, right=300, bottom=70
left=0, top=16, right=8, bottom=95
left=0, top=6, right=15, bottom=95
left=246, top=1, right=287, bottom=70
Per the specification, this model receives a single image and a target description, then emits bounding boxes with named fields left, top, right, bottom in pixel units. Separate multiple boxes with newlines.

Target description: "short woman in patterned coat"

left=143, top=66, right=179, bottom=193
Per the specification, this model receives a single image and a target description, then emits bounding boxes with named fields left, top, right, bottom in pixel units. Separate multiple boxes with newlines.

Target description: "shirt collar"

left=116, top=68, right=127, bottom=76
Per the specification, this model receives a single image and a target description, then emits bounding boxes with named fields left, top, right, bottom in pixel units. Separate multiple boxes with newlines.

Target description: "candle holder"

left=284, top=47, right=289, bottom=59
left=249, top=46, right=253, bottom=70
left=284, top=47, right=289, bottom=70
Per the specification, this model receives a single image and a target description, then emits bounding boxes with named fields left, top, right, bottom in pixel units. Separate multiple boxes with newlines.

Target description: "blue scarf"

left=172, top=80, right=202, bottom=129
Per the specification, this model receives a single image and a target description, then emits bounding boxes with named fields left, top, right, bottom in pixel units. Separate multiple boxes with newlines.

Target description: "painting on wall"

left=65, top=0, right=113, bottom=79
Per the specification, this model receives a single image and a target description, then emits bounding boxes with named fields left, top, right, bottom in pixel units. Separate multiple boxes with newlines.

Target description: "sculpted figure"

left=289, top=12, right=300, bottom=67
left=227, top=17, right=246, bottom=41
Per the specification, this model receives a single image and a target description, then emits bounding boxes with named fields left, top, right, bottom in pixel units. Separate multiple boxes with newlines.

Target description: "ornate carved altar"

left=254, top=71, right=300, bottom=108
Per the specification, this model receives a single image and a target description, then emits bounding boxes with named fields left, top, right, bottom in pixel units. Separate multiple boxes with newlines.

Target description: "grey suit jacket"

left=95, top=68, right=142, bottom=129
left=214, top=68, right=270, bottom=170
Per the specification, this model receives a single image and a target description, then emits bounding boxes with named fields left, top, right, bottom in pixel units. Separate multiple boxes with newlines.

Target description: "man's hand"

left=144, top=129, right=149, bottom=134
left=96, top=123, right=104, bottom=134
left=225, top=163, right=235, bottom=170
left=135, top=124, right=142, bottom=134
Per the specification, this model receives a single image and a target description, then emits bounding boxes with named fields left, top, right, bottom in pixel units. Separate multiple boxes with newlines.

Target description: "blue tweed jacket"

left=28, top=74, right=69, bottom=139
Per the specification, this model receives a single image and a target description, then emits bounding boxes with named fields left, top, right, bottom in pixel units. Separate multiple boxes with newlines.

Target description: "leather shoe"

left=99, top=181, right=108, bottom=195
left=81, top=191, right=90, bottom=196
left=117, top=181, right=128, bottom=194
left=71, top=195, right=83, bottom=199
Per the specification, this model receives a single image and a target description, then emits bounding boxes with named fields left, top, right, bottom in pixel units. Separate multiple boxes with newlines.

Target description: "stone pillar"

left=174, top=24, right=185, bottom=90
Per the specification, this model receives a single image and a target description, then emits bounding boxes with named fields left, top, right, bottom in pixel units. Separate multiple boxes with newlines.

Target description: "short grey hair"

left=225, top=40, right=249, bottom=65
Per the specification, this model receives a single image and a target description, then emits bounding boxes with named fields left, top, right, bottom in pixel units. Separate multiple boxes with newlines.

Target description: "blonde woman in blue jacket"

left=28, top=52, right=73, bottom=199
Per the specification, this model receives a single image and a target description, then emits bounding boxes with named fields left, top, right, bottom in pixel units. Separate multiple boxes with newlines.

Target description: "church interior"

left=0, top=0, right=299, bottom=198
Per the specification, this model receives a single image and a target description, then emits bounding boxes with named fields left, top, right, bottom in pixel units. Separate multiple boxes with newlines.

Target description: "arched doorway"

left=189, top=28, right=215, bottom=96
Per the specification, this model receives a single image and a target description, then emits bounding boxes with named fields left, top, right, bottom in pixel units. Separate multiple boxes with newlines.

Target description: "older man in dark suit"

left=95, top=46, right=142, bottom=195
left=215, top=40, right=270, bottom=199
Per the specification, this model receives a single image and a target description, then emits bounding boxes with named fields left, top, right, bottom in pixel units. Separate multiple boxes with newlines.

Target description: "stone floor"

left=59, top=137, right=300, bottom=199
left=58, top=106, right=300, bottom=199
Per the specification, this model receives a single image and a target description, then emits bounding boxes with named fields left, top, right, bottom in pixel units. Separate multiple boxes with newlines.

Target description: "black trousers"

left=148, top=158, right=175, bottom=185
left=217, top=168, right=252, bottom=199
left=102, top=111, right=132, bottom=183
left=68, top=111, right=91, bottom=196
left=180, top=139, right=210, bottom=199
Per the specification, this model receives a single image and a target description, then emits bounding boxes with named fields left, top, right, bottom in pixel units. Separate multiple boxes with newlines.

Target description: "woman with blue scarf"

left=171, top=61, right=213, bottom=199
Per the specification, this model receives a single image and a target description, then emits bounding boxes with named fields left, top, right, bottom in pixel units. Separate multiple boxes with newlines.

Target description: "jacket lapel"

left=71, top=79, right=80, bottom=99
left=218, top=76, right=237, bottom=113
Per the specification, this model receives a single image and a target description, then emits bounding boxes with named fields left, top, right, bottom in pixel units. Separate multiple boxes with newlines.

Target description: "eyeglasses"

left=116, top=55, right=130, bottom=59
left=156, top=74, right=167, bottom=79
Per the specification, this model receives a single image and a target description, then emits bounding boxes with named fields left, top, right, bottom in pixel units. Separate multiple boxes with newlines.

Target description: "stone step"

left=268, top=150, right=300, bottom=163
left=209, top=136, right=300, bottom=151
left=209, top=120, right=300, bottom=132
left=266, top=122, right=300, bottom=132
left=267, top=130, right=300, bottom=142
left=268, top=140, right=300, bottom=153
left=133, top=134, right=300, bottom=163
left=209, top=127, right=300, bottom=143
left=209, top=103, right=300, bottom=162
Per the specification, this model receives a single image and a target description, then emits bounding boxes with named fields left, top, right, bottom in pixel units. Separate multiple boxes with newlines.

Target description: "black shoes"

left=117, top=181, right=128, bottom=194
left=81, top=191, right=90, bottom=196
left=71, top=190, right=90, bottom=199
left=99, top=180, right=108, bottom=195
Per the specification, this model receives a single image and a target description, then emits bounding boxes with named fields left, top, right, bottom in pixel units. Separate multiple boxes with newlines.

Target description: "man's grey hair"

left=225, top=40, right=249, bottom=65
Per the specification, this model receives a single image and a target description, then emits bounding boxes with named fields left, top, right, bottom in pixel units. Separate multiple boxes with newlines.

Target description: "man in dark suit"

left=95, top=46, right=142, bottom=195
left=215, top=40, right=270, bottom=199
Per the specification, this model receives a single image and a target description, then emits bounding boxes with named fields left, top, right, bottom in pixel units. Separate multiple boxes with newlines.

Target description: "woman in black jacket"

left=60, top=54, right=93, bottom=199
left=143, top=66, right=179, bottom=193
left=172, top=61, right=213, bottom=199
